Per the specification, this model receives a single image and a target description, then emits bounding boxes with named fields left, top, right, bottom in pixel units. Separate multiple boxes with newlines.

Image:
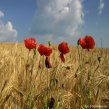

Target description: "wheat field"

left=0, top=42, right=109, bottom=109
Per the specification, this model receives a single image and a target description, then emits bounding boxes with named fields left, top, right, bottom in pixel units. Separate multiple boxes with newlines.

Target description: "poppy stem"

left=26, top=50, right=30, bottom=89
left=93, top=64, right=100, bottom=90
left=40, top=55, right=44, bottom=84
left=33, top=68, right=39, bottom=88
left=47, top=68, right=49, bottom=109
left=49, top=72, right=51, bottom=90
left=61, top=85, right=64, bottom=105
left=77, top=45, right=80, bottom=63
left=77, top=45, right=83, bottom=95
left=35, top=61, right=40, bottom=80
left=30, top=47, right=36, bottom=89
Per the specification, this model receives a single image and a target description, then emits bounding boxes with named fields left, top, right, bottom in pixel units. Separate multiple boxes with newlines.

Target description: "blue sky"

left=0, top=0, right=109, bottom=48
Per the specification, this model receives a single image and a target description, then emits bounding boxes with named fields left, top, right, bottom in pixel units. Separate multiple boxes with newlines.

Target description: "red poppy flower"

left=58, top=42, right=69, bottom=54
left=78, top=38, right=86, bottom=49
left=58, top=42, right=70, bottom=63
left=38, top=44, right=52, bottom=57
left=38, top=44, right=45, bottom=56
left=38, top=44, right=52, bottom=68
left=83, top=35, right=95, bottom=50
left=78, top=35, right=95, bottom=51
left=24, top=37, right=37, bottom=51
left=44, top=47, right=52, bottom=57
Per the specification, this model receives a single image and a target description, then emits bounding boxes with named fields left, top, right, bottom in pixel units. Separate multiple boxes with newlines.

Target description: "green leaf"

left=62, top=84, right=64, bottom=89
left=77, top=40, right=80, bottom=46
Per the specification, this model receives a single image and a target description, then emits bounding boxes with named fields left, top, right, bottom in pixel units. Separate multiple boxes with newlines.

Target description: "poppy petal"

left=78, top=35, right=95, bottom=51
left=88, top=36, right=95, bottom=49
left=79, top=38, right=87, bottom=49
left=38, top=44, right=45, bottom=56
left=60, top=53, right=65, bottom=63
left=58, top=42, right=69, bottom=54
left=24, top=37, right=37, bottom=50
left=44, top=47, right=52, bottom=57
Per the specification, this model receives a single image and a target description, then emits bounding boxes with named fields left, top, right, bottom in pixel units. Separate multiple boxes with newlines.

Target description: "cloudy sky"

left=0, top=0, right=109, bottom=47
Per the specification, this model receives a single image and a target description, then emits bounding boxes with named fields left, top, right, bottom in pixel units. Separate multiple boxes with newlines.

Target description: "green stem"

left=61, top=86, right=64, bottom=106
left=77, top=45, right=80, bottom=63
left=94, top=65, right=99, bottom=74
left=93, top=64, right=100, bottom=90
left=77, top=45, right=82, bottom=88
left=40, top=55, right=44, bottom=84
left=30, top=48, right=36, bottom=89
left=49, top=72, right=52, bottom=90
left=47, top=68, right=49, bottom=109
left=77, top=46, right=82, bottom=95
left=26, top=50, right=30, bottom=89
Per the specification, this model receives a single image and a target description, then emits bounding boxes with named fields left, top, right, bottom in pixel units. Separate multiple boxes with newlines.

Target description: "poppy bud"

left=38, top=61, right=41, bottom=69
left=62, top=84, right=64, bottom=89
left=45, top=57, right=52, bottom=68
left=98, top=57, right=101, bottom=63
left=77, top=40, right=80, bottom=46
left=48, top=41, right=52, bottom=46
left=54, top=78, right=58, bottom=85
left=34, top=47, right=36, bottom=55
left=66, top=66, right=70, bottom=70
left=55, top=79, right=58, bottom=84
left=48, top=97, right=55, bottom=109
left=39, top=65, right=41, bottom=69
left=75, top=73, right=77, bottom=78
left=88, top=72, right=90, bottom=81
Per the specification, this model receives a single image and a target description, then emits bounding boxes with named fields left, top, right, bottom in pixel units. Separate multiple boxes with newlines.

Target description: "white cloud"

left=98, top=0, right=104, bottom=15
left=0, top=21, right=17, bottom=42
left=0, top=10, right=17, bottom=42
left=0, top=11, right=4, bottom=18
left=30, top=0, right=84, bottom=44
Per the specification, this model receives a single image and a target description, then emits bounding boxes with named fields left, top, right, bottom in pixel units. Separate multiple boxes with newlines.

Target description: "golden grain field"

left=0, top=42, right=109, bottom=109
